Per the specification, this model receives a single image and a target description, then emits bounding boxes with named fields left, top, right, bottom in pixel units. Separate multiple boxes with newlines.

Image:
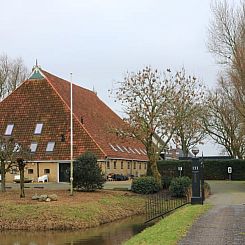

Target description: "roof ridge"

left=41, top=69, right=96, bottom=95
left=41, top=69, right=107, bottom=158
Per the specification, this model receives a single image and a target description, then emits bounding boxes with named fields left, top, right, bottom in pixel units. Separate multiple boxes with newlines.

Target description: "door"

left=59, top=163, right=70, bottom=182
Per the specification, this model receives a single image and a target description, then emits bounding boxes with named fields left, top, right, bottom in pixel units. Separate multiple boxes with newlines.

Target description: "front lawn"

left=124, top=204, right=211, bottom=245
left=0, top=189, right=145, bottom=230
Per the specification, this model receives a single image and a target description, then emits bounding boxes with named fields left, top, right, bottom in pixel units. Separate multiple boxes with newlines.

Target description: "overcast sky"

left=1, top=0, right=229, bottom=155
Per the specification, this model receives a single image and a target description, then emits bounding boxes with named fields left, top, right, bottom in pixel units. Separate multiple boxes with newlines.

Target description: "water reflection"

left=0, top=215, right=152, bottom=245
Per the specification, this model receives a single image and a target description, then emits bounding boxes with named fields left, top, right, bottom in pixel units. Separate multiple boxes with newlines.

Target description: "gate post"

left=191, top=147, right=202, bottom=205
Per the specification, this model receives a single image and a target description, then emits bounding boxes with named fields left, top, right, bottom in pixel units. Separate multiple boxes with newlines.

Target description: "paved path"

left=1, top=180, right=132, bottom=190
left=179, top=181, right=245, bottom=245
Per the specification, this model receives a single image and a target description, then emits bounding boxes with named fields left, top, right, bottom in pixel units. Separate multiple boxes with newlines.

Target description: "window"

left=121, top=161, right=123, bottom=169
left=114, top=161, right=117, bottom=169
left=5, top=124, right=14, bottom=136
left=135, top=148, right=141, bottom=155
left=10, top=168, right=18, bottom=174
left=139, top=163, right=141, bottom=169
left=133, top=162, right=136, bottom=169
left=30, top=142, right=38, bottom=153
left=109, top=143, right=118, bottom=152
left=127, top=162, right=130, bottom=169
left=34, top=123, right=43, bottom=134
left=116, top=145, right=124, bottom=152
left=123, top=146, right=130, bottom=153
left=140, top=148, right=147, bottom=155
left=145, top=163, right=147, bottom=169
left=44, top=169, right=50, bottom=174
left=28, top=169, right=34, bottom=174
left=107, top=161, right=110, bottom=169
left=46, top=142, right=55, bottom=152
left=129, top=147, right=136, bottom=154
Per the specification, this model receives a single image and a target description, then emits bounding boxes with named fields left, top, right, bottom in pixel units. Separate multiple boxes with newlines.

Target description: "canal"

left=0, top=215, right=154, bottom=245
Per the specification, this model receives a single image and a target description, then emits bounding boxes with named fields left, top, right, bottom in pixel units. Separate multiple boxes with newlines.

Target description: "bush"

left=158, top=159, right=245, bottom=180
left=131, top=177, right=161, bottom=194
left=162, top=175, right=172, bottom=189
left=73, top=152, right=105, bottom=191
left=169, top=176, right=191, bottom=197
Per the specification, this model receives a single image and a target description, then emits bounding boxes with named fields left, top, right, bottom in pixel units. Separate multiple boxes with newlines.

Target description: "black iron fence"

left=145, top=192, right=189, bottom=223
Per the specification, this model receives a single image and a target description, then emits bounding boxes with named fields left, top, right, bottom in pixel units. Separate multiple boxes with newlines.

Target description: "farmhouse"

left=0, top=65, right=148, bottom=182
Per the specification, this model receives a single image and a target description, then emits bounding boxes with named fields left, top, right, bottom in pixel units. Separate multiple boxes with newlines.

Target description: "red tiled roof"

left=0, top=68, right=148, bottom=161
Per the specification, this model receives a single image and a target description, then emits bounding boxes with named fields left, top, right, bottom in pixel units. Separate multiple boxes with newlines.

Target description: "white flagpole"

left=70, top=72, right=74, bottom=195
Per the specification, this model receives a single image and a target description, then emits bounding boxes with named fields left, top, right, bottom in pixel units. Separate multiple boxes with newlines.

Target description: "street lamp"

left=191, top=146, right=199, bottom=157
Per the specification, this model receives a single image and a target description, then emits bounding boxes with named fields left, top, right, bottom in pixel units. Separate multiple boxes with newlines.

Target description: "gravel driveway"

left=178, top=181, right=245, bottom=245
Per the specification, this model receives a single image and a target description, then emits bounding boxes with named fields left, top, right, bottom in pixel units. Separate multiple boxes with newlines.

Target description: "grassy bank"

left=124, top=204, right=211, bottom=245
left=0, top=189, right=145, bottom=230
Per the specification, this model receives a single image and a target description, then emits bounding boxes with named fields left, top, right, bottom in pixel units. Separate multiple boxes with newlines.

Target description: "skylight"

left=116, top=145, right=124, bottom=152
left=30, top=142, right=38, bottom=153
left=134, top=148, right=141, bottom=154
left=34, top=123, right=43, bottom=134
left=46, top=142, right=55, bottom=152
left=129, top=147, right=136, bottom=154
left=140, top=148, right=147, bottom=155
left=123, top=146, right=131, bottom=153
left=109, top=143, right=118, bottom=152
left=5, top=124, right=14, bottom=136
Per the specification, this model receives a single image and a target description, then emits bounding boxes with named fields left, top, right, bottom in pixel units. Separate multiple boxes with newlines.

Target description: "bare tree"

left=208, top=0, right=245, bottom=119
left=204, top=88, right=245, bottom=158
left=208, top=0, right=245, bottom=65
left=0, top=136, right=31, bottom=196
left=0, top=54, right=28, bottom=101
left=0, top=137, right=17, bottom=192
left=12, top=144, right=31, bottom=198
left=171, top=69, right=207, bottom=157
left=112, top=67, right=177, bottom=183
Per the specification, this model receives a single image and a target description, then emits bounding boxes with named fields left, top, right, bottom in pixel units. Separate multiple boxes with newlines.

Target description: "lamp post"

left=191, top=146, right=199, bottom=157
left=70, top=72, right=74, bottom=196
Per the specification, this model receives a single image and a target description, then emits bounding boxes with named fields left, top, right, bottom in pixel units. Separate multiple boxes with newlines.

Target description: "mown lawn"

left=124, top=204, right=211, bottom=245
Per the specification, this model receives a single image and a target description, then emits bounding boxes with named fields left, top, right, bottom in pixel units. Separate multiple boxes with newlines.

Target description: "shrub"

left=162, top=175, right=172, bottom=189
left=73, top=152, right=105, bottom=191
left=169, top=176, right=191, bottom=197
left=131, top=177, right=161, bottom=194
left=158, top=159, right=245, bottom=180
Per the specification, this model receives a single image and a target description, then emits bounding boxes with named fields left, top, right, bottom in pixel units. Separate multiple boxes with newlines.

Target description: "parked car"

left=107, top=173, right=114, bottom=181
left=112, top=174, right=129, bottom=181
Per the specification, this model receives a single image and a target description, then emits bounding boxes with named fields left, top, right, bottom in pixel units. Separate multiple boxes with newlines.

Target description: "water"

left=0, top=215, right=153, bottom=245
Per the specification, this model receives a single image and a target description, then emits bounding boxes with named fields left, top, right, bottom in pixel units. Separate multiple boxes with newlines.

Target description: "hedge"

left=158, top=159, right=245, bottom=180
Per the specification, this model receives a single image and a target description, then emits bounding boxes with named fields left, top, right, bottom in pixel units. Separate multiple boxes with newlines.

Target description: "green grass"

left=124, top=204, right=211, bottom=245
left=0, top=194, right=146, bottom=230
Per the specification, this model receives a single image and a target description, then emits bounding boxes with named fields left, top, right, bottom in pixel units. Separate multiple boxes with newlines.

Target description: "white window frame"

left=5, top=124, right=14, bottom=136
left=46, top=142, right=55, bottom=152
left=30, top=142, right=38, bottom=153
left=34, top=123, right=43, bottom=135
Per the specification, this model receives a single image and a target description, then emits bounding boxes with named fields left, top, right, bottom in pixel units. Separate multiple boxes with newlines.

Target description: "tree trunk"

left=182, top=145, right=189, bottom=158
left=1, top=161, right=6, bottom=192
left=18, top=161, right=25, bottom=198
left=148, top=154, right=161, bottom=186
